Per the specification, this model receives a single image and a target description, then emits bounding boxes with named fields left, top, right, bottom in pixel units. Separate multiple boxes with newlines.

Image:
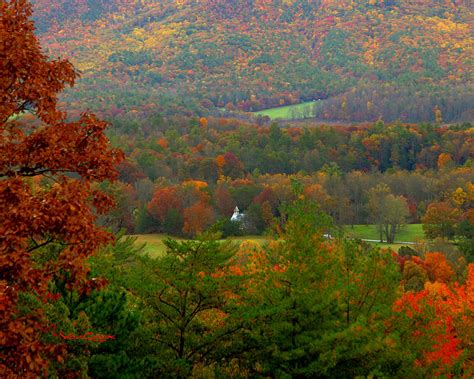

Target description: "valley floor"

left=131, top=224, right=427, bottom=257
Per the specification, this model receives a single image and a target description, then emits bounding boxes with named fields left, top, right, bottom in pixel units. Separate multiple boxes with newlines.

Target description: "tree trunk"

left=392, top=224, right=398, bottom=243
left=384, top=224, right=390, bottom=243
left=387, top=224, right=396, bottom=244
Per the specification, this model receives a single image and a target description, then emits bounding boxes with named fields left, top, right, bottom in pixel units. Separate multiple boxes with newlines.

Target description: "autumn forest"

left=1, top=1, right=473, bottom=378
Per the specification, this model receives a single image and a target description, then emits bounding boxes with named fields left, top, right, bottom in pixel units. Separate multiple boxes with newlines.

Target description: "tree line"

left=98, top=115, right=474, bottom=259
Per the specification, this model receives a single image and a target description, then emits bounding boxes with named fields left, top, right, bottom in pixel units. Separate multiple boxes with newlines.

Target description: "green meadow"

left=131, top=226, right=426, bottom=258
left=131, top=234, right=270, bottom=258
left=253, top=100, right=322, bottom=120
left=343, top=224, right=425, bottom=243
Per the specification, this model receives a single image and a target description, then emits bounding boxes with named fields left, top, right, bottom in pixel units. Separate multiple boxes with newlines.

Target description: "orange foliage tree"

left=183, top=201, right=215, bottom=236
left=215, top=154, right=226, bottom=177
left=147, top=186, right=182, bottom=223
left=437, top=153, right=453, bottom=170
left=0, top=1, right=122, bottom=376
left=422, top=201, right=462, bottom=240
left=214, top=183, right=234, bottom=217
left=199, top=116, right=208, bottom=129
left=394, top=264, right=474, bottom=376
left=424, top=252, right=455, bottom=283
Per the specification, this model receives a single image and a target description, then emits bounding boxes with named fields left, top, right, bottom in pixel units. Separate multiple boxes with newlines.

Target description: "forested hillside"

left=3, top=2, right=474, bottom=377
left=32, top=0, right=473, bottom=121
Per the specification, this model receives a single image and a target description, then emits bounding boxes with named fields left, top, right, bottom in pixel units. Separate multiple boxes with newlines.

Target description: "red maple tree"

left=0, top=1, right=123, bottom=376
left=148, top=186, right=182, bottom=223
left=394, top=264, right=474, bottom=376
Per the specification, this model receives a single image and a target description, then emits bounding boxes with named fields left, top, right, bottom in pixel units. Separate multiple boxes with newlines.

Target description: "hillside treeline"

left=33, top=0, right=474, bottom=122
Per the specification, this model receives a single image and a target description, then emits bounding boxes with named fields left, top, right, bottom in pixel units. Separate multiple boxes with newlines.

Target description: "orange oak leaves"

left=0, top=1, right=123, bottom=376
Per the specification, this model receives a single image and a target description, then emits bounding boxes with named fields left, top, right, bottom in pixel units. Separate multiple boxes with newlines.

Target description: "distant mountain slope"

left=32, top=0, right=473, bottom=122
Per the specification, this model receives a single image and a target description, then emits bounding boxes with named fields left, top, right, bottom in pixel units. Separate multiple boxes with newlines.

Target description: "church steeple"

left=231, top=206, right=243, bottom=221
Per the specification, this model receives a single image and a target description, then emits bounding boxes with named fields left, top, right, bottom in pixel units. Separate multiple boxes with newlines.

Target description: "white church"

left=230, top=206, right=245, bottom=222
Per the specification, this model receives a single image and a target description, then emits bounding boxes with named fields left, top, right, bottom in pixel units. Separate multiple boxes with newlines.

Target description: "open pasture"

left=343, top=224, right=425, bottom=243
left=131, top=234, right=270, bottom=258
left=253, top=101, right=322, bottom=120
left=131, top=227, right=426, bottom=258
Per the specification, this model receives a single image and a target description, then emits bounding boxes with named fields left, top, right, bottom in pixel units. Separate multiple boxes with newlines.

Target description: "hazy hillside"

left=32, top=0, right=473, bottom=121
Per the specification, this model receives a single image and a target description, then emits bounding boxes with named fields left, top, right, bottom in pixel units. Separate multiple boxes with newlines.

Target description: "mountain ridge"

left=32, top=0, right=473, bottom=122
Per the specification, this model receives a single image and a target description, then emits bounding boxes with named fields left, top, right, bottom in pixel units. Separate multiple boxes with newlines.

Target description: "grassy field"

left=132, top=234, right=178, bottom=258
left=344, top=224, right=425, bottom=243
left=131, top=234, right=270, bottom=258
left=367, top=243, right=408, bottom=251
left=132, top=226, right=425, bottom=257
left=253, top=101, right=322, bottom=120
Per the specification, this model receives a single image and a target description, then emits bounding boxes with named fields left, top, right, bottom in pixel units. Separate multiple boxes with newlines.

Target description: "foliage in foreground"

left=69, top=200, right=473, bottom=378
left=1, top=0, right=122, bottom=376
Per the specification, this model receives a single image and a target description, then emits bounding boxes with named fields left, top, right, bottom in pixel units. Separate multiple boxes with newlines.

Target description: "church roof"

left=231, top=206, right=244, bottom=221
